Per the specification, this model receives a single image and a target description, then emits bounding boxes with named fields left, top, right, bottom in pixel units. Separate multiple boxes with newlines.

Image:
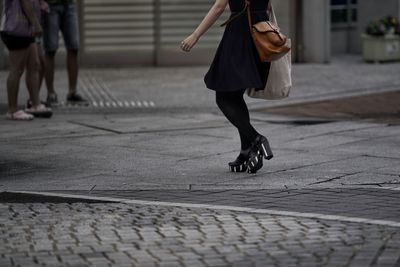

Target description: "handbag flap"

left=252, top=21, right=280, bottom=33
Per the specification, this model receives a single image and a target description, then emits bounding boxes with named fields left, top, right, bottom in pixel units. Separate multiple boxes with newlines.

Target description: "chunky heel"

left=260, top=137, right=274, bottom=160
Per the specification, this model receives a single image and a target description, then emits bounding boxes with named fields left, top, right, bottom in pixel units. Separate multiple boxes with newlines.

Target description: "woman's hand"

left=180, top=0, right=228, bottom=52
left=40, top=0, right=50, bottom=14
left=32, top=22, right=43, bottom=37
left=181, top=33, right=199, bottom=52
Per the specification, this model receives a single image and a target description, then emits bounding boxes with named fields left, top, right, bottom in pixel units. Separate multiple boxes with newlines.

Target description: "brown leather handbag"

left=222, top=0, right=291, bottom=62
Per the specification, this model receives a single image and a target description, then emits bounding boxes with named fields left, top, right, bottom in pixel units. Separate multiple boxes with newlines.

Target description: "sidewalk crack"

left=68, top=121, right=123, bottom=134
left=308, top=172, right=362, bottom=185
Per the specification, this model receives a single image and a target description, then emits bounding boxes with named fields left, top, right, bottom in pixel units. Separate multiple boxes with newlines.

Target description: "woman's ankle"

left=7, top=108, right=18, bottom=114
left=240, top=147, right=251, bottom=155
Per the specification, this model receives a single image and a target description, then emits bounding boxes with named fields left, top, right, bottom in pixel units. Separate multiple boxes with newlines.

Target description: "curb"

left=4, top=190, right=400, bottom=228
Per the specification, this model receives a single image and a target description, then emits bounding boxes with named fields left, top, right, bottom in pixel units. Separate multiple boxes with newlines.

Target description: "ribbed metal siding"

left=80, top=0, right=228, bottom=65
left=160, top=0, right=227, bottom=49
left=83, top=0, right=155, bottom=52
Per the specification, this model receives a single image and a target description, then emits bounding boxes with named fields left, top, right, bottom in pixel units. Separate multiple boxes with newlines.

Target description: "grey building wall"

left=2, top=0, right=398, bottom=66
left=332, top=0, right=400, bottom=54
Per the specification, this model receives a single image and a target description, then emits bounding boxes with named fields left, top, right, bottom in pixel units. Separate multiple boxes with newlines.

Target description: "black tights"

left=216, top=90, right=259, bottom=150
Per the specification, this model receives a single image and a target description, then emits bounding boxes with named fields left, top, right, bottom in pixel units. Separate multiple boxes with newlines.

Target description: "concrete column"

left=302, top=0, right=331, bottom=63
left=272, top=0, right=299, bottom=61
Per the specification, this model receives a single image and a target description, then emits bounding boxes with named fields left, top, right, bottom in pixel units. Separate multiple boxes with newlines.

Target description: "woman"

left=1, top=0, right=52, bottom=120
left=181, top=0, right=274, bottom=174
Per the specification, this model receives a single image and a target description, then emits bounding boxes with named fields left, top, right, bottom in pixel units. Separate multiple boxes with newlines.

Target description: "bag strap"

left=220, top=0, right=249, bottom=27
left=221, top=0, right=273, bottom=27
left=269, top=1, right=278, bottom=25
left=245, top=0, right=252, bottom=30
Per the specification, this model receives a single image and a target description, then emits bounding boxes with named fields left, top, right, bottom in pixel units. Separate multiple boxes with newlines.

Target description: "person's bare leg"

left=25, top=43, right=41, bottom=107
left=7, top=49, right=30, bottom=113
left=66, top=49, right=78, bottom=94
left=44, top=51, right=56, bottom=95
left=37, top=43, right=45, bottom=90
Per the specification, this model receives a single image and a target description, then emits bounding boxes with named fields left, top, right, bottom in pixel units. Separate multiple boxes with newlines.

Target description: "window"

left=331, top=0, right=358, bottom=26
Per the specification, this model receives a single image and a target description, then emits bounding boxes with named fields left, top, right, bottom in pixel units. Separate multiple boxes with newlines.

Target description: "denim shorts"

left=43, top=3, right=80, bottom=52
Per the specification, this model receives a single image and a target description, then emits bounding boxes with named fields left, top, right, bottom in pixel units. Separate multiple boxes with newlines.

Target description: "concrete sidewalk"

left=1, top=55, right=400, bottom=191
left=0, top=55, right=400, bottom=267
left=1, top=55, right=400, bottom=112
left=1, top=111, right=400, bottom=191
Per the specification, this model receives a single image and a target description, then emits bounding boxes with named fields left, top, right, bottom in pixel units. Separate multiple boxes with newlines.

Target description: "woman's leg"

left=25, top=43, right=41, bottom=107
left=216, top=90, right=259, bottom=150
left=7, top=48, right=30, bottom=113
left=37, top=43, right=46, bottom=90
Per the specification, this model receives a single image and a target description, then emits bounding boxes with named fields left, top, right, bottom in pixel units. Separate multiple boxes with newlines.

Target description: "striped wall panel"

left=82, top=0, right=228, bottom=52
left=83, top=0, right=155, bottom=52
left=159, top=0, right=228, bottom=49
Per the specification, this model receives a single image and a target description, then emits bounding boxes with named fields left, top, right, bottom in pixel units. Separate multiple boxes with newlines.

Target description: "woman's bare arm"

left=181, top=0, right=229, bottom=52
left=20, top=0, right=42, bottom=36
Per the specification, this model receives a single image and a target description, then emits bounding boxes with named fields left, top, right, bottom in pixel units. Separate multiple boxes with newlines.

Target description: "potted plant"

left=362, top=16, right=400, bottom=62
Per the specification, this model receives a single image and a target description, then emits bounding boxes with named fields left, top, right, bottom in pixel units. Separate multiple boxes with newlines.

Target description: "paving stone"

left=0, top=194, right=399, bottom=267
left=0, top=257, right=13, bottom=267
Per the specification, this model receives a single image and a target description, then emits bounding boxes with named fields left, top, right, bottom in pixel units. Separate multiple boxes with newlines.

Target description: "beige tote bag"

left=247, top=2, right=292, bottom=100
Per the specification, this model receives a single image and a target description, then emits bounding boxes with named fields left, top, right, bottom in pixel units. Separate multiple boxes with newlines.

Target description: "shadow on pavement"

left=258, top=90, right=400, bottom=124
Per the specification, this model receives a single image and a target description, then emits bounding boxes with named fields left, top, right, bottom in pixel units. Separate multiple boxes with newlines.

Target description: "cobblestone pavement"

left=1, top=200, right=400, bottom=267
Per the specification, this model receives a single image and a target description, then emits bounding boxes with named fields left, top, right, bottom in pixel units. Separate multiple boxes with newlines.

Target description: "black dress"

left=205, top=0, right=270, bottom=92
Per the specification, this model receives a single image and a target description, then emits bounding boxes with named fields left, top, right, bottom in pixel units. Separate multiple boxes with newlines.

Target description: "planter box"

left=362, top=34, right=400, bottom=62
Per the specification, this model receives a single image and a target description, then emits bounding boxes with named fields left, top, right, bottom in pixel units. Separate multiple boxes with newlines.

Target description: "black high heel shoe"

left=229, top=149, right=250, bottom=173
left=247, top=135, right=274, bottom=174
